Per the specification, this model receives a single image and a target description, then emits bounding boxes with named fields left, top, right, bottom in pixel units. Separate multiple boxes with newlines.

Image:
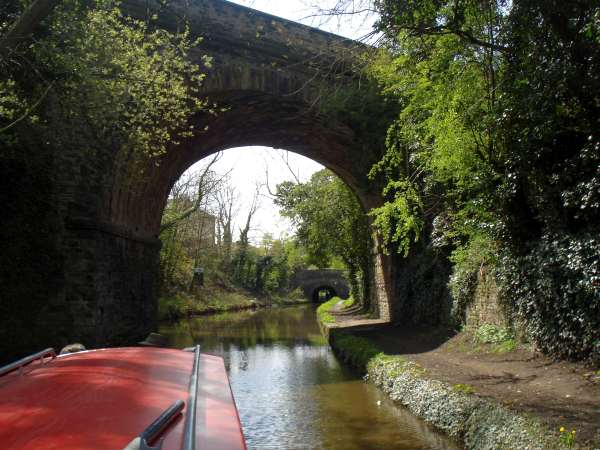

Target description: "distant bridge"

left=289, top=269, right=350, bottom=302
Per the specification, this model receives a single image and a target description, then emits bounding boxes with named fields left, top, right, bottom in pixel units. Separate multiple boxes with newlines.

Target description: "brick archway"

left=19, top=0, right=394, bottom=350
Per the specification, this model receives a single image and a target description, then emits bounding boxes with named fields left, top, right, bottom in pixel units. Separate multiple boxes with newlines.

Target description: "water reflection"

left=160, top=305, right=460, bottom=450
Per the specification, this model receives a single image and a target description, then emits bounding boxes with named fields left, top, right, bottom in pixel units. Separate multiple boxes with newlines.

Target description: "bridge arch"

left=312, top=286, right=338, bottom=303
left=289, top=269, right=351, bottom=303
left=40, top=0, right=395, bottom=349
left=108, top=90, right=372, bottom=235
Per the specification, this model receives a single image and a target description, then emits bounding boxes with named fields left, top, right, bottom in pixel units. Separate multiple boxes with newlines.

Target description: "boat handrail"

left=183, top=345, right=200, bottom=450
left=122, top=400, right=186, bottom=450
left=141, top=400, right=185, bottom=445
left=0, top=348, right=56, bottom=377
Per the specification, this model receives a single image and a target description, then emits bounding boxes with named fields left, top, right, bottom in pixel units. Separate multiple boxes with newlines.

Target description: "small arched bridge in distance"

left=289, top=269, right=350, bottom=303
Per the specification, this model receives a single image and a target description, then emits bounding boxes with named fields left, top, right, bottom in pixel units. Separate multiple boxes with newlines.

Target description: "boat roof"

left=0, top=347, right=247, bottom=450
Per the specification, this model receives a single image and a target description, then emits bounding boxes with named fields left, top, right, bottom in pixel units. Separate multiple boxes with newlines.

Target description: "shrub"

left=452, top=383, right=475, bottom=395
left=497, top=233, right=600, bottom=362
left=474, top=324, right=512, bottom=345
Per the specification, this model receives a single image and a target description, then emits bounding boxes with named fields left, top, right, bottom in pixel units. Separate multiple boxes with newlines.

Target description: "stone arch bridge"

left=289, top=270, right=350, bottom=302
left=3, top=0, right=416, bottom=355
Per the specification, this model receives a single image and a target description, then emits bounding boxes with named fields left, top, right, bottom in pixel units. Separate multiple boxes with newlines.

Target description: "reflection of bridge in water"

left=289, top=269, right=350, bottom=302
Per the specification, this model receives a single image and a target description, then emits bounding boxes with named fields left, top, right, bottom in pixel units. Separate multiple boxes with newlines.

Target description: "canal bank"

left=323, top=322, right=600, bottom=450
left=159, top=284, right=308, bottom=321
left=159, top=304, right=461, bottom=450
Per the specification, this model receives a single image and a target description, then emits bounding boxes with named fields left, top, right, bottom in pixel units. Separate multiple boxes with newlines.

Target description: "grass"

left=342, top=296, right=355, bottom=308
left=159, top=287, right=258, bottom=321
left=474, top=324, right=512, bottom=344
left=492, top=338, right=518, bottom=353
left=470, top=324, right=519, bottom=354
left=316, top=297, right=339, bottom=324
left=452, top=383, right=476, bottom=394
left=334, top=333, right=383, bottom=368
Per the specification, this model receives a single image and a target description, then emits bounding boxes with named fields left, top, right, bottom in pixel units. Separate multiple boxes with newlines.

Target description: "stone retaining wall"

left=465, top=269, right=506, bottom=331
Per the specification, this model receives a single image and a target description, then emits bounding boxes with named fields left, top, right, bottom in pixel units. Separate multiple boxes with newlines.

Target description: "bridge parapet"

left=122, top=0, right=360, bottom=100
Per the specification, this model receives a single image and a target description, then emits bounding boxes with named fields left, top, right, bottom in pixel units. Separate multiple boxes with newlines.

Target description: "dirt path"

left=329, top=308, right=600, bottom=448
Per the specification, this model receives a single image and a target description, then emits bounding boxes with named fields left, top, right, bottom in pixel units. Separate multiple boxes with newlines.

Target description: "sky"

left=180, top=0, right=377, bottom=244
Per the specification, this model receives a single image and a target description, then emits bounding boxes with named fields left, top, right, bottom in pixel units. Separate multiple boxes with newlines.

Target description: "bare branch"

left=160, top=152, right=223, bottom=232
left=0, top=80, right=54, bottom=133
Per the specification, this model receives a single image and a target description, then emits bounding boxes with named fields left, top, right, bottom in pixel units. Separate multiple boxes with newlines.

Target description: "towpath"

left=328, top=304, right=600, bottom=448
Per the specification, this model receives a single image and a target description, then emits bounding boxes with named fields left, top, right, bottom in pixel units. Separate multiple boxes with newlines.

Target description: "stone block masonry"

left=1, top=0, right=401, bottom=357
left=465, top=268, right=506, bottom=332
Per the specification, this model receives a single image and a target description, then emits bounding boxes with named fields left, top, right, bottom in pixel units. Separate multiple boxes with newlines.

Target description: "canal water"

left=160, top=304, right=460, bottom=450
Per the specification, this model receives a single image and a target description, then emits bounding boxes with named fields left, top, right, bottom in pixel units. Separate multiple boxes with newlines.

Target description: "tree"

left=233, top=184, right=261, bottom=287
left=159, top=162, right=225, bottom=291
left=275, top=169, right=373, bottom=306
left=1, top=0, right=211, bottom=161
left=215, top=184, right=239, bottom=268
left=329, top=0, right=599, bottom=360
left=160, top=153, right=225, bottom=232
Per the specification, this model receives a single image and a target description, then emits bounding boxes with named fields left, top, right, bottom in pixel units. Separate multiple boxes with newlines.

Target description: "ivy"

left=497, top=233, right=600, bottom=362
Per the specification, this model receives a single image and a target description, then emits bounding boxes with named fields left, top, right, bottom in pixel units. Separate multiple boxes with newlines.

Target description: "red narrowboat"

left=0, top=346, right=247, bottom=450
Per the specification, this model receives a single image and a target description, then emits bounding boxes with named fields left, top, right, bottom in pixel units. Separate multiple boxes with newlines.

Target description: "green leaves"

left=10, top=0, right=209, bottom=168
left=370, top=180, right=423, bottom=256
left=368, top=0, right=599, bottom=361
left=275, top=169, right=372, bottom=303
left=367, top=21, right=500, bottom=256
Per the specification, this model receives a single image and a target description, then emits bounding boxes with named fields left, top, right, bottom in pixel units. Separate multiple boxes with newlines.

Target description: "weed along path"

left=324, top=313, right=600, bottom=450
left=159, top=304, right=461, bottom=450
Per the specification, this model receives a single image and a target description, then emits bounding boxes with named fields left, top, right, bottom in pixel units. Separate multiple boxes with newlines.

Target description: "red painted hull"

left=0, top=347, right=247, bottom=450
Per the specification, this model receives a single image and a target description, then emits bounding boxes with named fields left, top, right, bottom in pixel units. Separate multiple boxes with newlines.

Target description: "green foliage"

left=158, top=289, right=256, bottom=321
left=492, top=339, right=517, bottom=354
left=367, top=0, right=600, bottom=362
left=276, top=169, right=373, bottom=305
left=159, top=228, right=195, bottom=290
left=159, top=168, right=222, bottom=292
left=316, top=298, right=339, bottom=325
left=1, top=0, right=209, bottom=170
left=558, top=427, right=576, bottom=448
left=0, top=79, right=23, bottom=122
left=369, top=179, right=423, bottom=256
left=474, top=324, right=512, bottom=345
left=452, top=383, right=475, bottom=395
left=497, top=234, right=600, bottom=362
left=46, top=1, right=206, bottom=155
left=498, top=1, right=599, bottom=243
left=367, top=16, right=502, bottom=256
left=334, top=333, right=386, bottom=370
left=228, top=234, right=303, bottom=296
left=375, top=0, right=509, bottom=55
left=342, top=297, right=355, bottom=308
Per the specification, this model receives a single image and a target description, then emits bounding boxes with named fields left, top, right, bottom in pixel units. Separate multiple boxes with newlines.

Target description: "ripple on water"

left=160, top=305, right=461, bottom=450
